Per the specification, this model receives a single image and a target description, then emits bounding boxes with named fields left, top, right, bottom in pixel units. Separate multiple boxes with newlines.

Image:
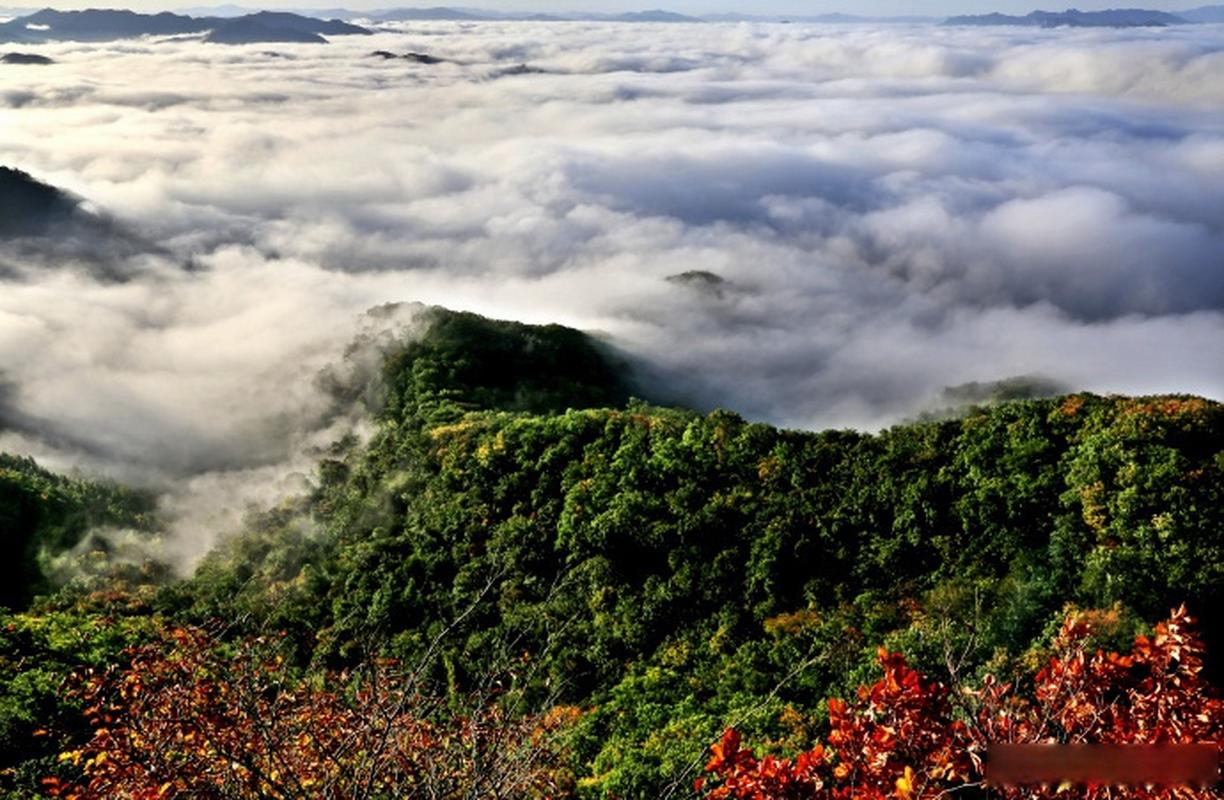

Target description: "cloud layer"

left=2, top=20, right=1224, bottom=557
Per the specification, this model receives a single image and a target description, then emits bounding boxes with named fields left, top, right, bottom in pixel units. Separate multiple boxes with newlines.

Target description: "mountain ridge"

left=2, top=306, right=1223, bottom=795
left=0, top=6, right=371, bottom=42
left=167, top=4, right=1211, bottom=25
left=945, top=6, right=1190, bottom=25
left=9, top=5, right=1212, bottom=31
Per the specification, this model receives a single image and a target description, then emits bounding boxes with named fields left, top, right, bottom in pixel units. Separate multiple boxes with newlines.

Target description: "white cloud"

left=2, top=20, right=1224, bottom=561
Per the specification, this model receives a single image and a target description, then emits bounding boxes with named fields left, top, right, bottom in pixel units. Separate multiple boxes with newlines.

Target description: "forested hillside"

left=3, top=307, right=1223, bottom=797
left=0, top=454, right=155, bottom=609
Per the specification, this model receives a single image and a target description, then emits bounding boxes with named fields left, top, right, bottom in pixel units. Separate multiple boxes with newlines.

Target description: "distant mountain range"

left=1180, top=3, right=1224, bottom=20
left=203, top=5, right=1224, bottom=26
left=0, top=7, right=370, bottom=43
left=704, top=12, right=939, bottom=22
left=353, top=6, right=705, bottom=22
left=3, top=3, right=1222, bottom=42
left=1, top=8, right=205, bottom=40
left=168, top=6, right=941, bottom=24
left=945, top=7, right=1191, bottom=26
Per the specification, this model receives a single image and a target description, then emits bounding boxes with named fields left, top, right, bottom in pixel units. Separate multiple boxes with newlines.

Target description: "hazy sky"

left=10, top=0, right=1213, bottom=17
left=376, top=0, right=1210, bottom=13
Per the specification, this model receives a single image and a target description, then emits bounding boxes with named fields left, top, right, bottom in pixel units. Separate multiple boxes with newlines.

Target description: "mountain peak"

left=0, top=166, right=77, bottom=235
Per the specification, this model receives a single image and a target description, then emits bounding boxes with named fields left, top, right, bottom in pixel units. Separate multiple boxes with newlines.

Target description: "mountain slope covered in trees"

left=2, top=307, right=1223, bottom=797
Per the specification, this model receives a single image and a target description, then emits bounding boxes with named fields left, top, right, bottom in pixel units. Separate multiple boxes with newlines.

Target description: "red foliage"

left=41, top=625, right=576, bottom=800
left=699, top=607, right=1224, bottom=800
left=696, top=728, right=830, bottom=800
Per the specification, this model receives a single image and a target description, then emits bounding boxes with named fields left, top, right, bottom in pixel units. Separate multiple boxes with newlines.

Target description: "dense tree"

left=698, top=607, right=1223, bottom=800
left=171, top=310, right=1224, bottom=795
left=3, top=309, right=1224, bottom=796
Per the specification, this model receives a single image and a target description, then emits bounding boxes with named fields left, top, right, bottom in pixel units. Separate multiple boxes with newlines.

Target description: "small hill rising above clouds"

left=0, top=7, right=370, bottom=43
left=945, top=7, right=1190, bottom=26
left=225, top=9, right=368, bottom=35
left=203, top=10, right=368, bottom=41
left=0, top=50, right=50, bottom=63
left=205, top=18, right=323, bottom=42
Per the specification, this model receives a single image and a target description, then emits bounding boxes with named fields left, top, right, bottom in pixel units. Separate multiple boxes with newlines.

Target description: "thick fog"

left=2, top=21, right=1224, bottom=559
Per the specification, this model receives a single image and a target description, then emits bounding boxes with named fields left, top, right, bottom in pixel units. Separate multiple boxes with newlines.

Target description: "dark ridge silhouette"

left=666, top=269, right=728, bottom=297
left=0, top=8, right=213, bottom=40
left=1, top=50, right=50, bottom=63
left=0, top=165, right=162, bottom=281
left=0, top=7, right=370, bottom=43
left=495, top=62, right=548, bottom=76
left=0, top=166, right=77, bottom=236
left=370, top=49, right=444, bottom=63
left=206, top=16, right=327, bottom=43
left=216, top=10, right=369, bottom=36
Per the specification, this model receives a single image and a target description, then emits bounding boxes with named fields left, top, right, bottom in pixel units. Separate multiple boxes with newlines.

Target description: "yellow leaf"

left=896, top=766, right=915, bottom=800
left=57, top=750, right=83, bottom=765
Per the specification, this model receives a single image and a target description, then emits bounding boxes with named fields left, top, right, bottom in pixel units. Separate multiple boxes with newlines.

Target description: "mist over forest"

left=3, top=21, right=1222, bottom=464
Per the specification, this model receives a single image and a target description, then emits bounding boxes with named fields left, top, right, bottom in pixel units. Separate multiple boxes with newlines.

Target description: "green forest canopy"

left=3, top=306, right=1223, bottom=797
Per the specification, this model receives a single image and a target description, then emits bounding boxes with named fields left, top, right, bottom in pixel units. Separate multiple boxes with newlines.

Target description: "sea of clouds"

left=2, top=20, right=1224, bottom=559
